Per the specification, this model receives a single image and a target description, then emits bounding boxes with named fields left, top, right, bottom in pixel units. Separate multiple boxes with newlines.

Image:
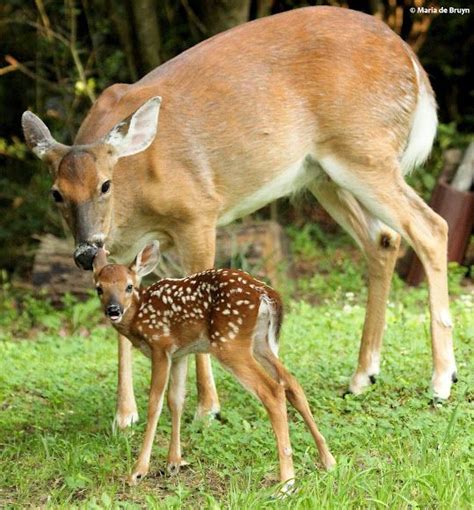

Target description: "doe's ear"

left=132, top=241, right=160, bottom=278
left=103, top=96, right=161, bottom=159
left=21, top=111, right=67, bottom=161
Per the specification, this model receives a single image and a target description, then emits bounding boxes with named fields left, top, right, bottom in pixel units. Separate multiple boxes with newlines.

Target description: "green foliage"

left=0, top=281, right=100, bottom=340
left=0, top=159, right=63, bottom=273
left=0, top=137, right=28, bottom=159
left=0, top=258, right=472, bottom=507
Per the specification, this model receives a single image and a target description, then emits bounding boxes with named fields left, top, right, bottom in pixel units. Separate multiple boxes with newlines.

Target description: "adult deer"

left=22, top=6, right=456, bottom=426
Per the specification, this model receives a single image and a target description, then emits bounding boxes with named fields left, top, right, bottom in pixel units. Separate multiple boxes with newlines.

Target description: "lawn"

left=0, top=235, right=473, bottom=509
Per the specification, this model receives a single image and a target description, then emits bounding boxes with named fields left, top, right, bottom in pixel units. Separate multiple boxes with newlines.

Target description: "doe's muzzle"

left=74, top=242, right=99, bottom=270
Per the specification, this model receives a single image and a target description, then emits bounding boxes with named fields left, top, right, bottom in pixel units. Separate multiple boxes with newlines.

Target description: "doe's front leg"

left=130, top=347, right=171, bottom=484
left=175, top=221, right=221, bottom=419
left=115, top=333, right=139, bottom=430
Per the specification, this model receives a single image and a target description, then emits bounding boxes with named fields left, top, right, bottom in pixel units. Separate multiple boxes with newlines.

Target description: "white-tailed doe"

left=93, top=242, right=335, bottom=488
left=23, top=7, right=456, bottom=425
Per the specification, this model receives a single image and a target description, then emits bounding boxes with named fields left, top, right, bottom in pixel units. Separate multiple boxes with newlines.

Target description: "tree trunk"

left=130, top=0, right=162, bottom=73
left=255, top=0, right=273, bottom=18
left=108, top=0, right=139, bottom=81
left=347, top=0, right=381, bottom=15
left=198, top=0, right=251, bottom=37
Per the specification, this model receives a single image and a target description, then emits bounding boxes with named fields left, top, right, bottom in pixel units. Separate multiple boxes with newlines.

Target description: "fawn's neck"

left=111, top=291, right=142, bottom=338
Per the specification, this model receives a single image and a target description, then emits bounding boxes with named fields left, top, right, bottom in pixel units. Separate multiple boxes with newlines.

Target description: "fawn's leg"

left=214, top=346, right=295, bottom=487
left=130, top=348, right=171, bottom=484
left=309, top=180, right=401, bottom=395
left=175, top=222, right=220, bottom=418
left=259, top=350, right=335, bottom=470
left=320, top=157, right=456, bottom=399
left=115, top=333, right=139, bottom=429
left=167, top=356, right=188, bottom=475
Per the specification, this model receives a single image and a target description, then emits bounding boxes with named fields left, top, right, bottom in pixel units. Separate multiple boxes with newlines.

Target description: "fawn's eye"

left=96, top=286, right=103, bottom=296
left=126, top=284, right=133, bottom=293
left=101, top=180, right=111, bottom=194
left=51, top=189, right=63, bottom=203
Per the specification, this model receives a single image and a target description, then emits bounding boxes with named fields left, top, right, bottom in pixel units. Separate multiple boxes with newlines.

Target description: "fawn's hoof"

left=322, top=452, right=337, bottom=471
left=166, top=459, right=190, bottom=476
left=129, top=465, right=149, bottom=485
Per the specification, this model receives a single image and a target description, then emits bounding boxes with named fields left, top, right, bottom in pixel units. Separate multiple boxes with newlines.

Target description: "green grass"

left=0, top=250, right=473, bottom=508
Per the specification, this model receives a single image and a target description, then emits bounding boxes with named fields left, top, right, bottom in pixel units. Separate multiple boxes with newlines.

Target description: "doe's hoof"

left=429, top=397, right=446, bottom=408
left=452, top=372, right=458, bottom=383
left=271, top=479, right=297, bottom=500
left=194, top=404, right=222, bottom=422
left=114, top=410, right=139, bottom=431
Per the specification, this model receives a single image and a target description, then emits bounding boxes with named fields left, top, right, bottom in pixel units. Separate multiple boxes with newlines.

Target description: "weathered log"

left=31, top=234, right=94, bottom=299
left=403, top=147, right=474, bottom=286
left=31, top=221, right=288, bottom=298
left=451, top=142, right=474, bottom=192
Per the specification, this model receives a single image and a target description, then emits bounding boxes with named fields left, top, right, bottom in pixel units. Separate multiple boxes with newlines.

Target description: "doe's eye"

left=96, top=287, right=103, bottom=296
left=101, top=180, right=111, bottom=194
left=126, top=284, right=133, bottom=293
left=51, top=189, right=63, bottom=203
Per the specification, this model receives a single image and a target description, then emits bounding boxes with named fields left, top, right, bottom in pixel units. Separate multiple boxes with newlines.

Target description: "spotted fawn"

left=93, top=241, right=335, bottom=491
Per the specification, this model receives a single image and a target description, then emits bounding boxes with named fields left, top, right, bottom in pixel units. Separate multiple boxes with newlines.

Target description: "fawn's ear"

left=132, top=241, right=160, bottom=277
left=92, top=247, right=108, bottom=276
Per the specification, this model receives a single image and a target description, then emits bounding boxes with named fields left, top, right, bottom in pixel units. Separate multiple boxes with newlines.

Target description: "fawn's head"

left=93, top=241, right=160, bottom=323
left=21, top=97, right=161, bottom=271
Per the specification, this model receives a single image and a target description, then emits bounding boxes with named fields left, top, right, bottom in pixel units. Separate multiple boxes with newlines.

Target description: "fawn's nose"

left=106, top=303, right=123, bottom=321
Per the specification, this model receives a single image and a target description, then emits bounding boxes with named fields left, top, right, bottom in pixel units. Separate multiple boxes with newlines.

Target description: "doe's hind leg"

left=308, top=180, right=401, bottom=395
left=320, top=157, right=456, bottom=400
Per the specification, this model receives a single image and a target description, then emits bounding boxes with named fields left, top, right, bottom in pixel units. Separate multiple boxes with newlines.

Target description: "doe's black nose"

left=73, top=243, right=99, bottom=271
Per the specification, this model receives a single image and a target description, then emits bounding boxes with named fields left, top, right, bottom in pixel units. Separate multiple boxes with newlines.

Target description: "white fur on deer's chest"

left=109, top=230, right=169, bottom=265
left=217, top=155, right=318, bottom=226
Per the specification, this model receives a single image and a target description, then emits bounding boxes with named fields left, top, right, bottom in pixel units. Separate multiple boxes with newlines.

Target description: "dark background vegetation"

left=0, top=0, right=472, bottom=275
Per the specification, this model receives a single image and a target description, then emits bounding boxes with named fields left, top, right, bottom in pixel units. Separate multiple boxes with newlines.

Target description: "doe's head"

left=21, top=96, right=162, bottom=271
left=93, top=241, right=160, bottom=323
